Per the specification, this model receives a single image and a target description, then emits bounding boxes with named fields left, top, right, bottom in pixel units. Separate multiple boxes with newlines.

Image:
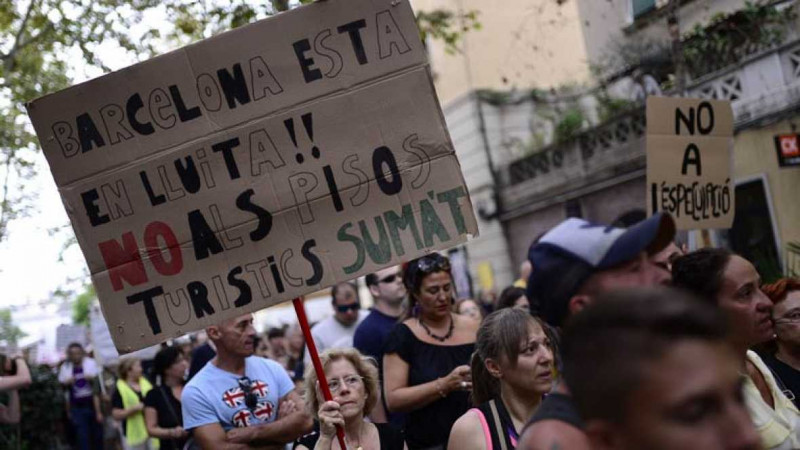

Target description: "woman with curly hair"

left=761, top=278, right=800, bottom=408
left=295, top=347, right=406, bottom=450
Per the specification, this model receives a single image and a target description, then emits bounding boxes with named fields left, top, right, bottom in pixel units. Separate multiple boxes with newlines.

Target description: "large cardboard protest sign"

left=646, top=97, right=735, bottom=230
left=27, top=0, right=478, bottom=353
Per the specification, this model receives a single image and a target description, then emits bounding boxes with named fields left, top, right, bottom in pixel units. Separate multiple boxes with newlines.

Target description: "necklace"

left=344, top=422, right=365, bottom=450
left=418, top=314, right=454, bottom=342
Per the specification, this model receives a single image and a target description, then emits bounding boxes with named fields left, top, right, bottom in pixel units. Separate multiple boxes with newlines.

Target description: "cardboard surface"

left=27, top=0, right=478, bottom=353
left=646, top=97, right=735, bottom=230
left=55, top=324, right=88, bottom=352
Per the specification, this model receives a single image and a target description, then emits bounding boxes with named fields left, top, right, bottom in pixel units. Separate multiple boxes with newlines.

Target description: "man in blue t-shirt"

left=353, top=265, right=406, bottom=424
left=182, top=314, right=312, bottom=449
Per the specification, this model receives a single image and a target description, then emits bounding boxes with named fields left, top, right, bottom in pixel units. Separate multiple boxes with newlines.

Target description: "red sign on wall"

left=775, top=134, right=800, bottom=167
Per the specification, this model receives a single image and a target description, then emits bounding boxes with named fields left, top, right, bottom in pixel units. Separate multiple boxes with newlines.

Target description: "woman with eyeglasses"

left=448, top=308, right=554, bottom=450
left=761, top=278, right=800, bottom=408
left=295, top=347, right=406, bottom=450
left=383, top=254, right=480, bottom=450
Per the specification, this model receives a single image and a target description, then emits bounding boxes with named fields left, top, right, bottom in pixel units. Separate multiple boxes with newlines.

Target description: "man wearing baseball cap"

left=519, top=212, right=675, bottom=450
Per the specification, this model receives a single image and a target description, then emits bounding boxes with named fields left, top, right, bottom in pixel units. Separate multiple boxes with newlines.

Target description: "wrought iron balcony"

left=682, top=2, right=798, bottom=81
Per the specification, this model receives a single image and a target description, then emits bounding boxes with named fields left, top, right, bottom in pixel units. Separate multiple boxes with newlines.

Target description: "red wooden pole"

left=292, top=297, right=348, bottom=449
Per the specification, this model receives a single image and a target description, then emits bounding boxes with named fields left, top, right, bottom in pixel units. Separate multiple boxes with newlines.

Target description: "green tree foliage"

left=0, top=308, right=25, bottom=346
left=555, top=108, right=585, bottom=143
left=0, top=0, right=477, bottom=243
left=0, top=365, right=66, bottom=449
left=71, top=284, right=94, bottom=327
left=415, top=9, right=480, bottom=54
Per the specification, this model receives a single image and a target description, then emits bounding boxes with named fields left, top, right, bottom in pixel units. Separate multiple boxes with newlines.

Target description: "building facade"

left=420, top=0, right=800, bottom=296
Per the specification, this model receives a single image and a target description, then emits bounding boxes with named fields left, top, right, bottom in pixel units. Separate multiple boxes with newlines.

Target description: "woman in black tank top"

left=448, top=309, right=555, bottom=450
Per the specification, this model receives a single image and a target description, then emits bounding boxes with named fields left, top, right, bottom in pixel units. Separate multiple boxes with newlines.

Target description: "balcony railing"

left=497, top=3, right=800, bottom=213
left=682, top=2, right=798, bottom=80
left=501, top=106, right=646, bottom=212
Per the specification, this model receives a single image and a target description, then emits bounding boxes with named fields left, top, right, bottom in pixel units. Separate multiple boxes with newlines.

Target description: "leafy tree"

left=0, top=0, right=477, bottom=243
left=0, top=364, right=66, bottom=449
left=0, top=308, right=25, bottom=346
left=71, top=284, right=94, bottom=327
left=416, top=9, right=480, bottom=54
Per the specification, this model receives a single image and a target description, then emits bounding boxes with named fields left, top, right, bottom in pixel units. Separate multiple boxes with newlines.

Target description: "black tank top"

left=475, top=398, right=518, bottom=449
left=525, top=393, right=584, bottom=430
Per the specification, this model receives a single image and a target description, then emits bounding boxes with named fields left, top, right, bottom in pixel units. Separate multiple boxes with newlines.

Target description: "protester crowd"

left=2, top=211, right=800, bottom=450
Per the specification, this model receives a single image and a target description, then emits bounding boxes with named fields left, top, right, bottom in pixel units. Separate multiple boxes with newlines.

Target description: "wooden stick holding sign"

left=292, top=297, right=348, bottom=449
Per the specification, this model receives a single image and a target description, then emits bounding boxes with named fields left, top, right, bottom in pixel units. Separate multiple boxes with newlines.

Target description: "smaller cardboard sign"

left=646, top=97, right=735, bottom=230
left=55, top=324, right=88, bottom=352
left=775, top=134, right=800, bottom=167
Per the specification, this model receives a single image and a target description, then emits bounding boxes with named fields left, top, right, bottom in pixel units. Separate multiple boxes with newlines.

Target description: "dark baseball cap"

left=527, top=212, right=676, bottom=326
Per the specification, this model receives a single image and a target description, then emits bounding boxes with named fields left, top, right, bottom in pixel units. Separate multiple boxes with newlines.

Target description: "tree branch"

left=0, top=148, right=17, bottom=242
left=2, top=0, right=39, bottom=65
left=14, top=22, right=56, bottom=56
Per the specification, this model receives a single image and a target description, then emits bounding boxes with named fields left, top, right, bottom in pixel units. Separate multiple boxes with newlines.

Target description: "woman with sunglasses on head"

left=295, top=347, right=406, bottom=450
left=448, top=308, right=554, bottom=450
left=383, top=254, right=480, bottom=450
left=144, top=346, right=189, bottom=450
left=761, top=278, right=800, bottom=408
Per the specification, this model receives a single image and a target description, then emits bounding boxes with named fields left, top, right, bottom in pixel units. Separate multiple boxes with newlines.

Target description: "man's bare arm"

left=226, top=390, right=313, bottom=446
left=193, top=422, right=252, bottom=450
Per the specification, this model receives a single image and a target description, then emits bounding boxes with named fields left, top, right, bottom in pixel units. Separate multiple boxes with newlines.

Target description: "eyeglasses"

left=322, top=375, right=364, bottom=393
left=379, top=274, right=399, bottom=284
left=335, top=303, right=360, bottom=313
left=238, top=376, right=258, bottom=410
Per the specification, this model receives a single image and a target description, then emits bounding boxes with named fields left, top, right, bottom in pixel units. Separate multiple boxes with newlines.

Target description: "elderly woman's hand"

left=317, top=401, right=344, bottom=438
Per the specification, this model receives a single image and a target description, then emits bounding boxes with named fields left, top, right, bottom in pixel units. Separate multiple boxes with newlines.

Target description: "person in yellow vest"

left=112, top=358, right=159, bottom=450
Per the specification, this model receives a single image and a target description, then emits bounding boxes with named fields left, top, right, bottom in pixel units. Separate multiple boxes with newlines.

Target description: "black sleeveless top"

left=525, top=392, right=584, bottom=430
left=474, top=398, right=518, bottom=449
left=294, top=423, right=404, bottom=450
left=384, top=323, right=474, bottom=449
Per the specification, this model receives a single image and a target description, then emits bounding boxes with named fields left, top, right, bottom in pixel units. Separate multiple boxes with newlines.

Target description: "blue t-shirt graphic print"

left=182, top=356, right=294, bottom=431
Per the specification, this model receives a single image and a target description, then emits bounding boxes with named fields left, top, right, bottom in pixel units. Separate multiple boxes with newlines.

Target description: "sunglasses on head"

left=414, top=254, right=451, bottom=273
left=238, top=376, right=258, bottom=410
left=335, top=303, right=360, bottom=313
